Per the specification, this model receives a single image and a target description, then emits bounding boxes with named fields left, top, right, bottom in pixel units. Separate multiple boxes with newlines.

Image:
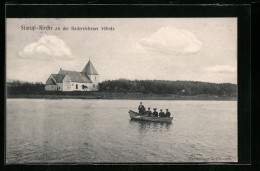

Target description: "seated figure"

left=146, top=107, right=152, bottom=117
left=159, top=109, right=166, bottom=117
left=152, top=108, right=158, bottom=117
left=165, top=109, right=171, bottom=117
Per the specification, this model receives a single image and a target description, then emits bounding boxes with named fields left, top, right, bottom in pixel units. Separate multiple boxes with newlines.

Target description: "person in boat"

left=166, top=109, right=171, bottom=117
left=146, top=107, right=153, bottom=117
left=138, top=102, right=145, bottom=114
left=159, top=109, right=166, bottom=117
left=152, top=108, right=158, bottom=117
left=142, top=107, right=146, bottom=115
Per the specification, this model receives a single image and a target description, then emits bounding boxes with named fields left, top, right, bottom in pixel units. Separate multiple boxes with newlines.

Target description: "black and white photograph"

left=6, top=18, right=238, bottom=163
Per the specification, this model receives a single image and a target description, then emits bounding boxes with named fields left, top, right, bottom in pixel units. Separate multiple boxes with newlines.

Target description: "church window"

left=76, top=84, right=78, bottom=89
left=93, top=84, right=95, bottom=88
left=95, top=76, right=96, bottom=81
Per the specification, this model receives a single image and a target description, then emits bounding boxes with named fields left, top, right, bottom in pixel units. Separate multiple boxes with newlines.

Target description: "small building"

left=45, top=60, right=99, bottom=91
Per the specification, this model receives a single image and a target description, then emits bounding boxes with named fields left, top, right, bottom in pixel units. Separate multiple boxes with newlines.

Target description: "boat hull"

left=128, top=110, right=173, bottom=123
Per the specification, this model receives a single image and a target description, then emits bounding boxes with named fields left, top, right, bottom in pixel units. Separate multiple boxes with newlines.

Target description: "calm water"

left=6, top=99, right=237, bottom=163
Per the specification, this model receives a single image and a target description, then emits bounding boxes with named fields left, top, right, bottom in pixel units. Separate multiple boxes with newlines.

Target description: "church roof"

left=46, top=76, right=56, bottom=85
left=46, top=74, right=65, bottom=85
left=58, top=69, right=92, bottom=83
left=51, top=74, right=65, bottom=83
left=82, top=60, right=99, bottom=75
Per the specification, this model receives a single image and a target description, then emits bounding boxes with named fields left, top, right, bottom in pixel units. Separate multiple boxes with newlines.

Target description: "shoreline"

left=6, top=93, right=237, bottom=101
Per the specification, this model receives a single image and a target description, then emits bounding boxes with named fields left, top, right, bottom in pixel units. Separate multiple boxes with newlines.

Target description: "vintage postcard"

left=6, top=18, right=237, bottom=163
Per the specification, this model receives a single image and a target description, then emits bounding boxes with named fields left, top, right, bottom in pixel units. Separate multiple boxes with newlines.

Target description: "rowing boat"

left=128, top=110, right=173, bottom=123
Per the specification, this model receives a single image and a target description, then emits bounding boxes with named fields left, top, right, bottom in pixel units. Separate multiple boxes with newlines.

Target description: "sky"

left=6, top=18, right=237, bottom=84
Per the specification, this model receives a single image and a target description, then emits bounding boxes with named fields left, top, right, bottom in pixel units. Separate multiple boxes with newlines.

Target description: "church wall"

left=57, top=83, right=63, bottom=91
left=63, top=75, right=72, bottom=91
left=45, top=85, right=57, bottom=91
left=71, top=82, right=93, bottom=91
left=88, top=75, right=99, bottom=91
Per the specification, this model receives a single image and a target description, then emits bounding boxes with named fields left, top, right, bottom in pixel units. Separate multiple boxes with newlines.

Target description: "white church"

left=45, top=60, right=99, bottom=91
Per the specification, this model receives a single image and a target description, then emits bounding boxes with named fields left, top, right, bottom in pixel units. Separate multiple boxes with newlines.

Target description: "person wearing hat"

left=146, top=107, right=152, bottom=117
left=165, top=109, right=171, bottom=117
left=152, top=108, right=158, bottom=117
left=159, top=109, right=166, bottom=117
left=138, top=102, right=145, bottom=114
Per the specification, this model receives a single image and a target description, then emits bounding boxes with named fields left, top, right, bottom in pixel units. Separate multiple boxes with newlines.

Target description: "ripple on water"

left=6, top=99, right=237, bottom=163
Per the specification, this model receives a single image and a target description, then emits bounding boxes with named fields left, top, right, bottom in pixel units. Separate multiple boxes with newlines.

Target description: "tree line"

left=6, top=79, right=237, bottom=97
left=98, top=79, right=237, bottom=96
left=6, top=80, right=45, bottom=95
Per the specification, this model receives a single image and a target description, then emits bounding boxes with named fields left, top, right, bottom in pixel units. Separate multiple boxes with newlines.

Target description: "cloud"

left=19, top=35, right=73, bottom=60
left=140, top=27, right=203, bottom=56
left=205, top=65, right=236, bottom=73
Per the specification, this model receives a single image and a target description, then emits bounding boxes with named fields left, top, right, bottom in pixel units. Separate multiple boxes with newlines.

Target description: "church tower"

left=82, top=59, right=99, bottom=90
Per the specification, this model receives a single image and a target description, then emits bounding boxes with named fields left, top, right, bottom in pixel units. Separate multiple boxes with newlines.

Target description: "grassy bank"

left=6, top=92, right=237, bottom=101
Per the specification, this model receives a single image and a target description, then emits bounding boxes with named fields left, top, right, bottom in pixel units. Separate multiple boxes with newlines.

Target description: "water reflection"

left=129, top=119, right=172, bottom=134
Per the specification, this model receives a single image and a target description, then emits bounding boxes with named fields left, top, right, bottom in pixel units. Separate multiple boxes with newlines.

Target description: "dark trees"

left=98, top=79, right=237, bottom=97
